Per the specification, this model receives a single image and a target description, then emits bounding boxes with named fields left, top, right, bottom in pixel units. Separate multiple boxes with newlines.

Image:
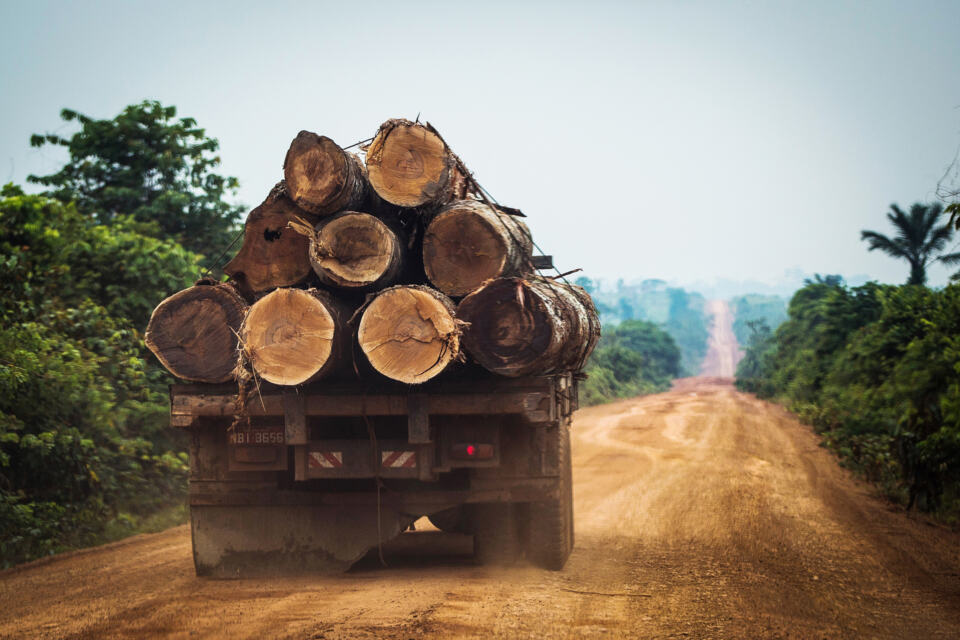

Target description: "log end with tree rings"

left=358, top=286, right=460, bottom=384
left=310, top=211, right=404, bottom=291
left=144, top=282, right=248, bottom=383
left=224, top=182, right=315, bottom=295
left=458, top=278, right=599, bottom=377
left=423, top=200, right=533, bottom=297
left=283, top=131, right=366, bottom=216
left=240, top=288, right=349, bottom=386
left=365, top=120, right=456, bottom=208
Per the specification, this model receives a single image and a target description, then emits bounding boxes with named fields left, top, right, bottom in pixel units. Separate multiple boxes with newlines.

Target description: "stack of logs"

left=145, top=119, right=600, bottom=387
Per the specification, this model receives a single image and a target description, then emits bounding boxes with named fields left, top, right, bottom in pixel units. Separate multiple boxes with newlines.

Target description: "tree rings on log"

left=145, top=282, right=248, bottom=383
left=308, top=211, right=404, bottom=291
left=365, top=119, right=462, bottom=208
left=224, top=183, right=315, bottom=296
left=423, top=200, right=533, bottom=297
left=457, top=278, right=600, bottom=378
left=358, top=286, right=461, bottom=384
left=240, top=288, right=351, bottom=386
left=283, top=131, right=367, bottom=215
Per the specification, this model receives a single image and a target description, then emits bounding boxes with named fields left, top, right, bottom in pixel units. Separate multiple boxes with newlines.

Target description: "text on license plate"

left=229, top=426, right=285, bottom=446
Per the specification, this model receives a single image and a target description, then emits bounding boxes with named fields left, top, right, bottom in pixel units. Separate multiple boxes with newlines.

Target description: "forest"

left=736, top=203, right=960, bottom=517
left=0, top=103, right=235, bottom=566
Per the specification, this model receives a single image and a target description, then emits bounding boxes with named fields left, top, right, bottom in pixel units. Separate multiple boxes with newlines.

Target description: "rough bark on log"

left=423, top=200, right=533, bottom=297
left=357, top=285, right=461, bottom=384
left=457, top=278, right=600, bottom=377
left=240, top=288, right=351, bottom=386
left=144, top=281, right=248, bottom=383
left=283, top=131, right=367, bottom=216
left=306, top=211, right=405, bottom=291
left=224, top=183, right=315, bottom=296
left=365, top=119, right=466, bottom=208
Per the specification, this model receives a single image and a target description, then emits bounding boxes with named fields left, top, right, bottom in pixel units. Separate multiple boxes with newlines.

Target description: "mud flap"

left=191, top=505, right=415, bottom=578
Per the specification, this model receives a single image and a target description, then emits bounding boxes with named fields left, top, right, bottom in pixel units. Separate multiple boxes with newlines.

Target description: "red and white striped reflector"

left=381, top=450, right=417, bottom=468
left=309, top=451, right=343, bottom=468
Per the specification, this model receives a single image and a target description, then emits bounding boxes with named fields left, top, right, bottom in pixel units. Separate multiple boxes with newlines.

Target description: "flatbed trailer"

left=172, top=372, right=577, bottom=577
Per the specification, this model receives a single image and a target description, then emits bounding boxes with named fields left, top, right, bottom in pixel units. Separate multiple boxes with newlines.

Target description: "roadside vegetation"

left=0, top=102, right=241, bottom=567
left=736, top=203, right=960, bottom=519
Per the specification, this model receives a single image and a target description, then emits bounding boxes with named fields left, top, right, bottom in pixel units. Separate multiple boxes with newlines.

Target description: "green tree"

left=0, top=186, right=196, bottom=566
left=28, top=101, right=243, bottom=261
left=860, top=203, right=960, bottom=285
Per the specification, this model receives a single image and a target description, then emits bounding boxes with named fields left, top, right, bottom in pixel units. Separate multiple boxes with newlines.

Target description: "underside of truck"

left=174, top=373, right=577, bottom=577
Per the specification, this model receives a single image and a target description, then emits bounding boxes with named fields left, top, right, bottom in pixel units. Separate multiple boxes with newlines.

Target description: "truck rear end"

left=174, top=372, right=577, bottom=577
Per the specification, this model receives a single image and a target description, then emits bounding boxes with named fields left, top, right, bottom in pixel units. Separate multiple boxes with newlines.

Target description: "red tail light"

left=450, top=443, right=494, bottom=460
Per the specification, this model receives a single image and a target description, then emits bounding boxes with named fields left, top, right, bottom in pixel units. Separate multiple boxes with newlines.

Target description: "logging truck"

left=175, top=370, right=577, bottom=577
left=146, top=119, right=600, bottom=577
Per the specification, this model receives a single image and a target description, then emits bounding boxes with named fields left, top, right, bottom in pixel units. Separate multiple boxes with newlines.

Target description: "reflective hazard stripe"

left=381, top=450, right=417, bottom=468
left=309, top=451, right=343, bottom=468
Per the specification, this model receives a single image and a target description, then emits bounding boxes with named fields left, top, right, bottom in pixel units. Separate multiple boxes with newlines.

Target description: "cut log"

left=358, top=286, right=461, bottom=384
left=365, top=119, right=466, bottom=208
left=307, top=211, right=405, bottom=291
left=283, top=131, right=367, bottom=215
left=224, top=183, right=315, bottom=296
left=240, top=288, right=351, bottom=386
left=145, top=282, right=248, bottom=383
left=423, top=200, right=533, bottom=297
left=457, top=278, right=600, bottom=377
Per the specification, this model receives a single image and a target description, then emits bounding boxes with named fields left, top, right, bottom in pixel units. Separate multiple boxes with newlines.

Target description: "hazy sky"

left=2, top=0, right=959, bottom=290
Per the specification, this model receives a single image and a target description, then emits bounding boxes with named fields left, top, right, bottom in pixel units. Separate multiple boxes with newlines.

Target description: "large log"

left=423, top=200, right=533, bottom=297
left=457, top=278, right=600, bottom=377
left=224, top=183, right=315, bottom=296
left=304, top=211, right=405, bottom=292
left=145, top=281, right=248, bottom=383
left=240, top=288, right=351, bottom=386
left=365, top=119, right=466, bottom=208
left=357, top=285, right=461, bottom=384
left=283, top=131, right=367, bottom=215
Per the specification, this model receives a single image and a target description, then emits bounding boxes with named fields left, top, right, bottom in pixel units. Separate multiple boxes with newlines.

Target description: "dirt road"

left=700, top=300, right=744, bottom=377
left=4, top=380, right=960, bottom=639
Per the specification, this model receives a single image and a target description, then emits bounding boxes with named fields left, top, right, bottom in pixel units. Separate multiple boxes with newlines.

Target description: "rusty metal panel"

left=283, top=391, right=307, bottom=445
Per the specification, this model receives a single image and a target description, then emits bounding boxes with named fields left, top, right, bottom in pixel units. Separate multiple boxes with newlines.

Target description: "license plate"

left=229, top=425, right=285, bottom=446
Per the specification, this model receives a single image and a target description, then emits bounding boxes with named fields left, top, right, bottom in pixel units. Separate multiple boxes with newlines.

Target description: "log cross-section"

left=423, top=199, right=533, bottom=297
left=145, top=282, right=248, bottom=383
left=365, top=119, right=465, bottom=208
left=224, top=182, right=316, bottom=296
left=307, top=211, right=405, bottom=291
left=283, top=131, right=367, bottom=216
left=240, top=288, right=352, bottom=386
left=357, top=285, right=461, bottom=384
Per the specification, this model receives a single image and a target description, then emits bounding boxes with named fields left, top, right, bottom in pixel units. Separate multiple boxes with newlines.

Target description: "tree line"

left=736, top=203, right=960, bottom=516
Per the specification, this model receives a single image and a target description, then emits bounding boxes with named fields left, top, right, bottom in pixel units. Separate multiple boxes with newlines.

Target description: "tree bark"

left=240, top=288, right=352, bottom=386
left=457, top=278, right=600, bottom=377
left=283, top=131, right=367, bottom=216
left=357, top=285, right=461, bottom=384
left=306, top=211, right=405, bottom=292
left=224, top=183, right=315, bottom=297
left=144, top=281, right=248, bottom=383
left=423, top=200, right=533, bottom=297
left=365, top=119, right=466, bottom=208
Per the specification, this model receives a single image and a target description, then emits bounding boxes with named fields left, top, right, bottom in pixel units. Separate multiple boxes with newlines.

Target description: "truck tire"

left=525, top=420, right=573, bottom=570
left=470, top=503, right=522, bottom=565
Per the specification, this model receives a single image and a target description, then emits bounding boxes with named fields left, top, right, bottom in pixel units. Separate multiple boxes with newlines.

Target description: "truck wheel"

left=470, top=503, right=522, bottom=565
left=525, top=420, right=573, bottom=570
left=428, top=506, right=470, bottom=533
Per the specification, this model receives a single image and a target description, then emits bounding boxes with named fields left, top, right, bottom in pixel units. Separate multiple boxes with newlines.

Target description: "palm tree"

left=860, top=203, right=960, bottom=285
